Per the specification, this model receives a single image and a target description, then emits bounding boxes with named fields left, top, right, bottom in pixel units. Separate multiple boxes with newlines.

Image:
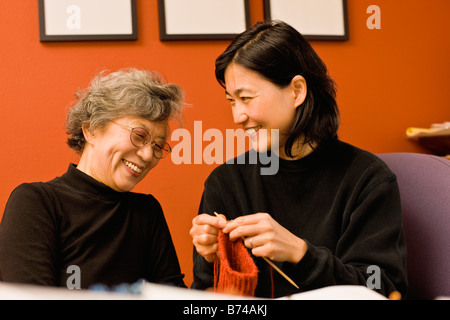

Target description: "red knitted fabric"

left=214, top=230, right=258, bottom=296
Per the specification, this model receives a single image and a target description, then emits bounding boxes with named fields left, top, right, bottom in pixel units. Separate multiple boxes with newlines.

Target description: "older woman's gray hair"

left=65, top=68, right=184, bottom=153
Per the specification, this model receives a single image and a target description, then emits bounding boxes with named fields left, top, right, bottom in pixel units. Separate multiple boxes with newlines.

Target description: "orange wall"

left=0, top=1, right=449, bottom=286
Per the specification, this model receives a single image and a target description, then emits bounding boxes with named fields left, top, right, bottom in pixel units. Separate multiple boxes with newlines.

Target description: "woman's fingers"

left=222, top=212, right=307, bottom=263
left=223, top=213, right=271, bottom=240
left=190, top=213, right=226, bottom=263
left=192, top=213, right=226, bottom=230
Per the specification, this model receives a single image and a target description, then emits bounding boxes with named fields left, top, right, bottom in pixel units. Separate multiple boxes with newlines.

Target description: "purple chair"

left=378, top=153, right=450, bottom=299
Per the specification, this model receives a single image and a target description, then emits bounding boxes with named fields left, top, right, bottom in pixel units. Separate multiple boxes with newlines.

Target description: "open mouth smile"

left=245, top=125, right=263, bottom=136
left=123, top=159, right=143, bottom=174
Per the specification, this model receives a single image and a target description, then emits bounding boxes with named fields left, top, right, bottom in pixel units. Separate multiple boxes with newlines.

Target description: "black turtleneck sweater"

left=0, top=164, right=185, bottom=289
left=192, top=139, right=407, bottom=298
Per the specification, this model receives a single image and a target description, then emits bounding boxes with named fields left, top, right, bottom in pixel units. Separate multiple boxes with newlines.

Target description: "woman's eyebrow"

left=225, top=88, right=254, bottom=96
left=154, top=134, right=168, bottom=141
left=133, top=122, right=168, bottom=141
left=150, top=130, right=168, bottom=141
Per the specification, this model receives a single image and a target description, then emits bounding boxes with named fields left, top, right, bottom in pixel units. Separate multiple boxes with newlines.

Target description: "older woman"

left=0, top=68, right=186, bottom=289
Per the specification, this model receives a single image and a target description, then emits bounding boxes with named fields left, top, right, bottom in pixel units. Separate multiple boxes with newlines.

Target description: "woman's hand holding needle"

left=214, top=212, right=299, bottom=290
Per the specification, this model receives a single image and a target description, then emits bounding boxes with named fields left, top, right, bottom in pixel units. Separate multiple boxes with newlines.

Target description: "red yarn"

left=214, top=230, right=258, bottom=296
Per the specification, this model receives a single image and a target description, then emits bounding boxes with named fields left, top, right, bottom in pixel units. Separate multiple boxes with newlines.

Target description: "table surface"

left=0, top=282, right=388, bottom=300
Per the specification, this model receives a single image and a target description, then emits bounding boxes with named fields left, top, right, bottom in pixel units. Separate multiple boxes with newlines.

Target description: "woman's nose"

left=232, top=103, right=249, bottom=125
left=136, top=144, right=155, bottom=162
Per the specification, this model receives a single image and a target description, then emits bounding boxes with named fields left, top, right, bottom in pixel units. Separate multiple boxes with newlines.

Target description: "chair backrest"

left=377, top=153, right=450, bottom=299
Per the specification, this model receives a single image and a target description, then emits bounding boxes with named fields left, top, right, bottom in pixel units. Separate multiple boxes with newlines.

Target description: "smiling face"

left=224, top=63, right=307, bottom=158
left=77, top=116, right=169, bottom=192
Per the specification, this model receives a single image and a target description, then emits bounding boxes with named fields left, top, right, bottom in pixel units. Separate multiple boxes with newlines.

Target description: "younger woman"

left=190, top=21, right=407, bottom=298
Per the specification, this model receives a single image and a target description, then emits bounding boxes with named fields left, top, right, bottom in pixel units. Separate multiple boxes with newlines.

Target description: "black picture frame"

left=263, top=0, right=349, bottom=41
left=38, top=0, right=138, bottom=42
left=158, top=0, right=250, bottom=41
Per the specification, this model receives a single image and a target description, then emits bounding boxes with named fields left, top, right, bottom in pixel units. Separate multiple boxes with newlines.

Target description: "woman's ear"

left=82, top=123, right=95, bottom=146
left=291, top=75, right=307, bottom=108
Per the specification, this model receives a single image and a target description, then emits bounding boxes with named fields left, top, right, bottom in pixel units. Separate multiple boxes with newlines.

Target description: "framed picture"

left=158, top=0, right=250, bottom=40
left=38, top=0, right=138, bottom=42
left=264, top=0, right=348, bottom=40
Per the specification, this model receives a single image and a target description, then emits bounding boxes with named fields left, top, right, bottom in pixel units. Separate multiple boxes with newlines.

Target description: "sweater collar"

left=61, top=163, right=126, bottom=200
left=277, top=139, right=337, bottom=173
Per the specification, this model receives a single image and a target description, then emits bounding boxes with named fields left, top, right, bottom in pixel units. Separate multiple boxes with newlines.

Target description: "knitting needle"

left=214, top=212, right=299, bottom=290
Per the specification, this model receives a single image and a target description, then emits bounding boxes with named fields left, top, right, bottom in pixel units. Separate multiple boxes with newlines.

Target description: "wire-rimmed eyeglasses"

left=110, top=121, right=171, bottom=159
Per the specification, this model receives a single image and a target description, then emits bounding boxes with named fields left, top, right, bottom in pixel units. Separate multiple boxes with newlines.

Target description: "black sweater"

left=0, top=164, right=185, bottom=289
left=192, top=139, right=407, bottom=298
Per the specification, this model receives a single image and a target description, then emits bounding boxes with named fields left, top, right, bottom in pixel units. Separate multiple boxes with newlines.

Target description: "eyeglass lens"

left=130, top=128, right=171, bottom=159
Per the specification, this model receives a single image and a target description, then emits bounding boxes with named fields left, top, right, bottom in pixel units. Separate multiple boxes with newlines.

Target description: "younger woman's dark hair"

left=215, top=20, right=340, bottom=157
